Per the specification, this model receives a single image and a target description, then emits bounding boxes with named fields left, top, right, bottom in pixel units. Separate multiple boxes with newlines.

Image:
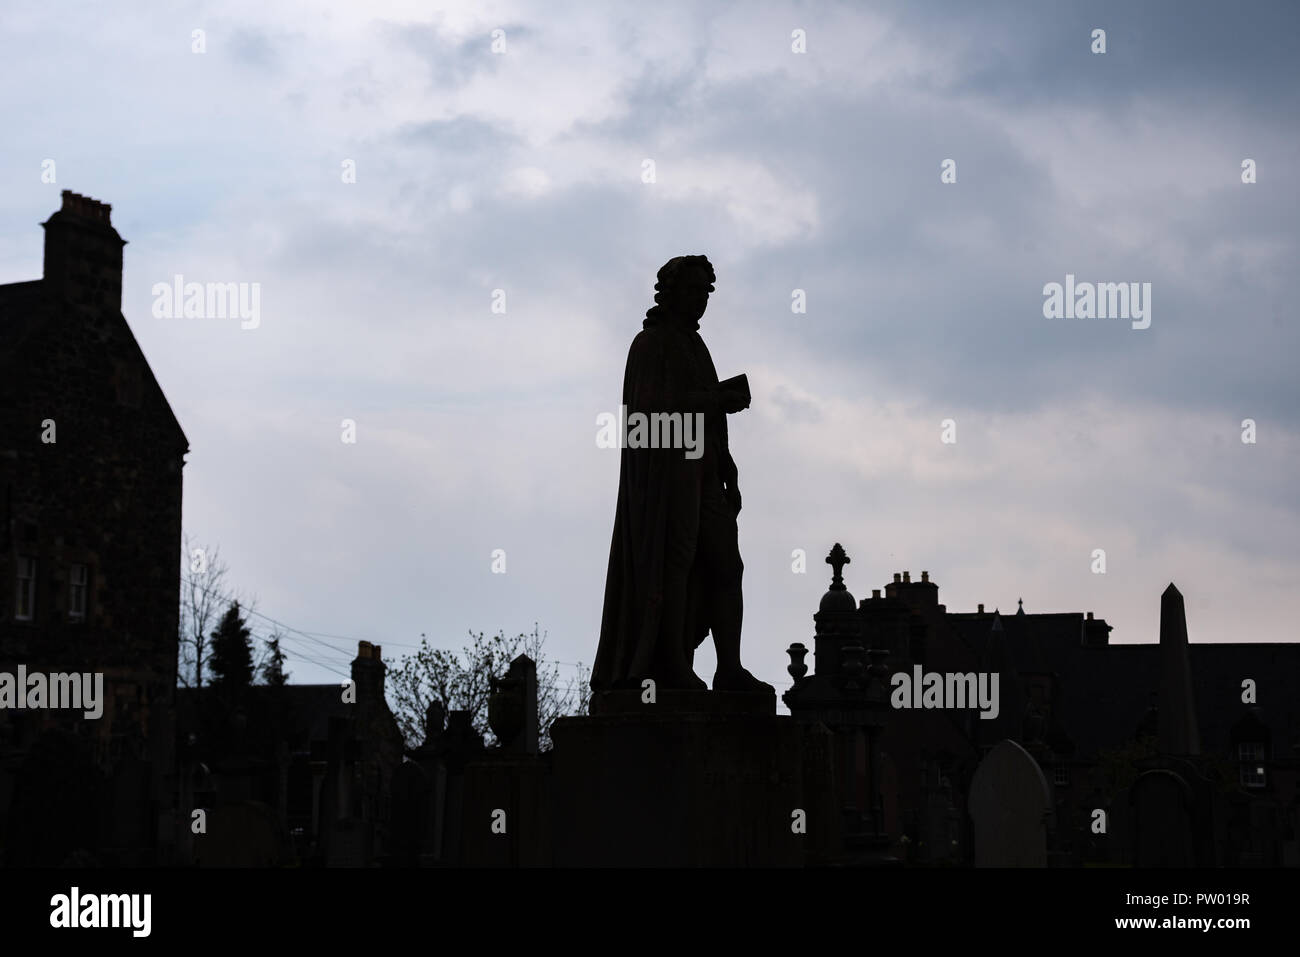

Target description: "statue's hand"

left=720, top=390, right=750, bottom=414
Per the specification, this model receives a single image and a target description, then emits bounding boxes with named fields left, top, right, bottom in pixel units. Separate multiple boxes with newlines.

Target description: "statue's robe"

left=592, top=314, right=736, bottom=690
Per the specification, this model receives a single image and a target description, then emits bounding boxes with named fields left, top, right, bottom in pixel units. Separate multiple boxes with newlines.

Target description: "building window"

left=1238, top=742, right=1267, bottom=788
left=1053, top=764, right=1070, bottom=787
left=68, top=564, right=88, bottom=621
left=15, top=556, right=36, bottom=621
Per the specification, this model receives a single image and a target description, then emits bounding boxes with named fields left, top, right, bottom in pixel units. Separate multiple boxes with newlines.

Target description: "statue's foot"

left=712, top=667, right=775, bottom=695
left=659, top=665, right=708, bottom=691
left=676, top=671, right=710, bottom=692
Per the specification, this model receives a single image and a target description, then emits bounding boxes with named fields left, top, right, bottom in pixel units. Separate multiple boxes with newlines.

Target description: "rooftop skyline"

left=2, top=0, right=1296, bottom=693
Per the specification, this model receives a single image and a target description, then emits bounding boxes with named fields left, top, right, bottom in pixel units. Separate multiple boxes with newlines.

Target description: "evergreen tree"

left=208, top=601, right=254, bottom=692
left=260, top=635, right=290, bottom=687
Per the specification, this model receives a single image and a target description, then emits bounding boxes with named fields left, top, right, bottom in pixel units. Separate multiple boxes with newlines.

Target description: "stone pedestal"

left=589, top=688, right=774, bottom=716
left=461, top=752, right=552, bottom=867
left=550, top=692, right=837, bottom=867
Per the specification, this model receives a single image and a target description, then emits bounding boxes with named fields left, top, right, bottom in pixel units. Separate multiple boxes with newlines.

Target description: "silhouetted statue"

left=593, top=255, right=773, bottom=695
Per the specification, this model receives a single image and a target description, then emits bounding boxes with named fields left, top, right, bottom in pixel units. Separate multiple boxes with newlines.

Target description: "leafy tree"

left=386, top=624, right=590, bottom=751
left=208, top=601, right=255, bottom=692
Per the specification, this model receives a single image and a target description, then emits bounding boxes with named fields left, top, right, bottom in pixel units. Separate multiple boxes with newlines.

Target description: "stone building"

left=783, top=547, right=1300, bottom=867
left=0, top=191, right=188, bottom=865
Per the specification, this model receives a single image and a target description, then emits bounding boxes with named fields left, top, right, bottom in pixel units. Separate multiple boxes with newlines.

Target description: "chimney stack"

left=42, top=190, right=125, bottom=310
left=351, top=640, right=386, bottom=706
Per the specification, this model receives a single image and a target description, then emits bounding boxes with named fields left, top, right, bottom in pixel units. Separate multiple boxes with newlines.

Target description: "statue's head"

left=650, top=255, right=715, bottom=326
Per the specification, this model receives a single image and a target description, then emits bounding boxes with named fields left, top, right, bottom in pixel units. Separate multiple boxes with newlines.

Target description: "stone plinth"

left=461, top=752, right=552, bottom=868
left=551, top=697, right=836, bottom=867
left=589, top=688, right=775, bottom=716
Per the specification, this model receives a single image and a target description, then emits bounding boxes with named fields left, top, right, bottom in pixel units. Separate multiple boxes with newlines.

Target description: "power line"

left=182, top=574, right=369, bottom=661
left=182, top=575, right=790, bottom=686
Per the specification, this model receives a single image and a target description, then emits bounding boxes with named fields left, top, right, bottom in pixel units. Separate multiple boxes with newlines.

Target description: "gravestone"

left=464, top=660, right=551, bottom=867
left=324, top=817, right=371, bottom=867
left=968, top=739, right=1052, bottom=867
left=192, top=801, right=285, bottom=867
left=388, top=760, right=432, bottom=866
left=488, top=654, right=539, bottom=754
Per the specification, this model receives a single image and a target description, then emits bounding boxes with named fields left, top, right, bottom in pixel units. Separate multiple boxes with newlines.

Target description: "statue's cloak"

left=592, top=316, right=734, bottom=690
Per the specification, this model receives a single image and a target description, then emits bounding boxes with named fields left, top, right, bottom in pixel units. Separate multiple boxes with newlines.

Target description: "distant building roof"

left=949, top=613, right=1300, bottom=756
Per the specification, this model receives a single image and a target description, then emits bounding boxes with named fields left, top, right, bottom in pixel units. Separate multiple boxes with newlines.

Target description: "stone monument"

left=592, top=254, right=773, bottom=698
left=547, top=257, right=833, bottom=866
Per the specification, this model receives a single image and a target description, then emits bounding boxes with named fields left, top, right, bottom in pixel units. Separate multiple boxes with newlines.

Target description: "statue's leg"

left=699, top=481, right=743, bottom=673
left=699, top=477, right=772, bottom=694
left=682, top=561, right=703, bottom=666
left=657, top=487, right=707, bottom=691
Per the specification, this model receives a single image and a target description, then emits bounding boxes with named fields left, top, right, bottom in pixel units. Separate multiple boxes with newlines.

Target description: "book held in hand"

left=718, top=373, right=750, bottom=407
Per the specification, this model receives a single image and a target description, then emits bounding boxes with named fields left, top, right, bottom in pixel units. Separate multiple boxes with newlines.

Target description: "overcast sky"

left=2, top=0, right=1296, bottom=700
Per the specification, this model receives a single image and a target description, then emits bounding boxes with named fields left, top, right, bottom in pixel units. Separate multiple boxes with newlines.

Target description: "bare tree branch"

left=178, top=535, right=229, bottom=689
left=386, top=625, right=591, bottom=751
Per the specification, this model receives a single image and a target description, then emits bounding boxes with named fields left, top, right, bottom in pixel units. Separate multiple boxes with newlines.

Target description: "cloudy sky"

left=2, top=0, right=1296, bottom=701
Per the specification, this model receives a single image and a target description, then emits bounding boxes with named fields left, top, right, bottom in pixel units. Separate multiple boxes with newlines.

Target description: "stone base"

left=589, top=688, right=775, bottom=716
left=460, top=752, right=551, bottom=867
left=550, top=708, right=837, bottom=867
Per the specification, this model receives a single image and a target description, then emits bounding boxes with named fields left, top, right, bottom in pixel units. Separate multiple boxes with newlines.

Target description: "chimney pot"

left=60, top=189, right=113, bottom=225
left=978, top=603, right=984, bottom=613
left=872, top=589, right=881, bottom=599
left=902, top=571, right=911, bottom=583
left=1086, top=612, right=1093, bottom=620
left=921, top=570, right=929, bottom=582
left=893, top=573, right=901, bottom=583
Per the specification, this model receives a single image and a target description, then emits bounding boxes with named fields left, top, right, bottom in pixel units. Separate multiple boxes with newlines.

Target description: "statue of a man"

left=592, top=255, right=773, bottom=695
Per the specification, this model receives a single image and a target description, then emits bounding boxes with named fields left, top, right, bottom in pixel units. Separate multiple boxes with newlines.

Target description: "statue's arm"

left=682, top=385, right=731, bottom=413
left=683, top=381, right=748, bottom=414
left=629, top=331, right=746, bottom=413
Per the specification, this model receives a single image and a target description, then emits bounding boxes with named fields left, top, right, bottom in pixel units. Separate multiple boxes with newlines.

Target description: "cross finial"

left=826, top=543, right=850, bottom=591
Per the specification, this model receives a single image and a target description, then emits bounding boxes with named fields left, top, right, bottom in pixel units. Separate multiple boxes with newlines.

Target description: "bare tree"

left=386, top=624, right=590, bottom=751
left=178, top=535, right=229, bottom=689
